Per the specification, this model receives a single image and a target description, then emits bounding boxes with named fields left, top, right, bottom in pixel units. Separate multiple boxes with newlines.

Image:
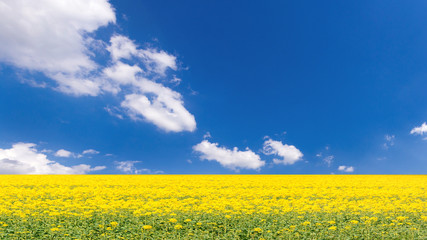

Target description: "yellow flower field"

left=0, top=175, right=425, bottom=239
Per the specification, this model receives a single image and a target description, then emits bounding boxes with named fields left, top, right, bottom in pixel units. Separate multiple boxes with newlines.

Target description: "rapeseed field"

left=0, top=175, right=425, bottom=239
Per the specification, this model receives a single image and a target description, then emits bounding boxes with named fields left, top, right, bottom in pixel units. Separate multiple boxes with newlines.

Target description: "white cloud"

left=410, top=122, right=427, bottom=136
left=107, top=35, right=139, bottom=62
left=171, top=75, right=182, bottom=85
left=105, top=36, right=196, bottom=132
left=203, top=132, right=212, bottom=139
left=193, top=140, right=265, bottom=171
left=0, top=1, right=196, bottom=133
left=106, top=35, right=178, bottom=74
left=115, top=161, right=140, bottom=174
left=115, top=161, right=163, bottom=174
left=104, top=106, right=124, bottom=119
left=0, top=143, right=105, bottom=174
left=121, top=90, right=196, bottom=132
left=103, top=61, right=142, bottom=87
left=0, top=0, right=116, bottom=96
left=383, top=134, right=395, bottom=149
left=385, top=134, right=395, bottom=142
left=55, top=149, right=73, bottom=158
left=96, top=35, right=197, bottom=132
left=338, top=165, right=354, bottom=173
left=18, top=77, right=47, bottom=89
left=82, top=149, right=99, bottom=155
left=139, top=48, right=177, bottom=75
left=323, top=155, right=334, bottom=167
left=262, top=139, right=303, bottom=165
left=106, top=35, right=177, bottom=75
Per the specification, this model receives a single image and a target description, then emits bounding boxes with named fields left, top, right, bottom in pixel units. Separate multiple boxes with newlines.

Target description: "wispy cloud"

left=82, top=149, right=100, bottom=155
left=383, top=134, right=395, bottom=150
left=323, top=155, right=334, bottom=167
left=115, top=161, right=163, bottom=174
left=203, top=132, right=212, bottom=139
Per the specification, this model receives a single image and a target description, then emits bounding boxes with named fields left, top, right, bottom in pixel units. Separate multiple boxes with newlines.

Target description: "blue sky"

left=0, top=0, right=426, bottom=174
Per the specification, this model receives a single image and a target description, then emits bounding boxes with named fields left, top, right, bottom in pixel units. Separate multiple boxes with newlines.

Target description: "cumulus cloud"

left=105, top=35, right=196, bottom=132
left=121, top=89, right=196, bottom=133
left=0, top=143, right=105, bottom=174
left=193, top=140, right=265, bottom=171
left=410, top=122, right=427, bottom=136
left=115, top=161, right=163, bottom=174
left=55, top=149, right=73, bottom=158
left=0, top=0, right=115, bottom=96
left=0, top=0, right=196, bottom=133
left=338, top=165, right=354, bottom=173
left=262, top=139, right=303, bottom=165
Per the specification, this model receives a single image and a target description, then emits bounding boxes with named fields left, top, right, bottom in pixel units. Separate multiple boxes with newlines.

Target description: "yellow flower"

left=142, top=225, right=152, bottom=230
left=174, top=224, right=183, bottom=230
left=253, top=227, right=262, bottom=233
left=0, top=175, right=425, bottom=238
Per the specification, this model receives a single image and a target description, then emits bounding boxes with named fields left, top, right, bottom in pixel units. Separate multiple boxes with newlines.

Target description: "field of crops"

left=0, top=175, right=425, bottom=239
